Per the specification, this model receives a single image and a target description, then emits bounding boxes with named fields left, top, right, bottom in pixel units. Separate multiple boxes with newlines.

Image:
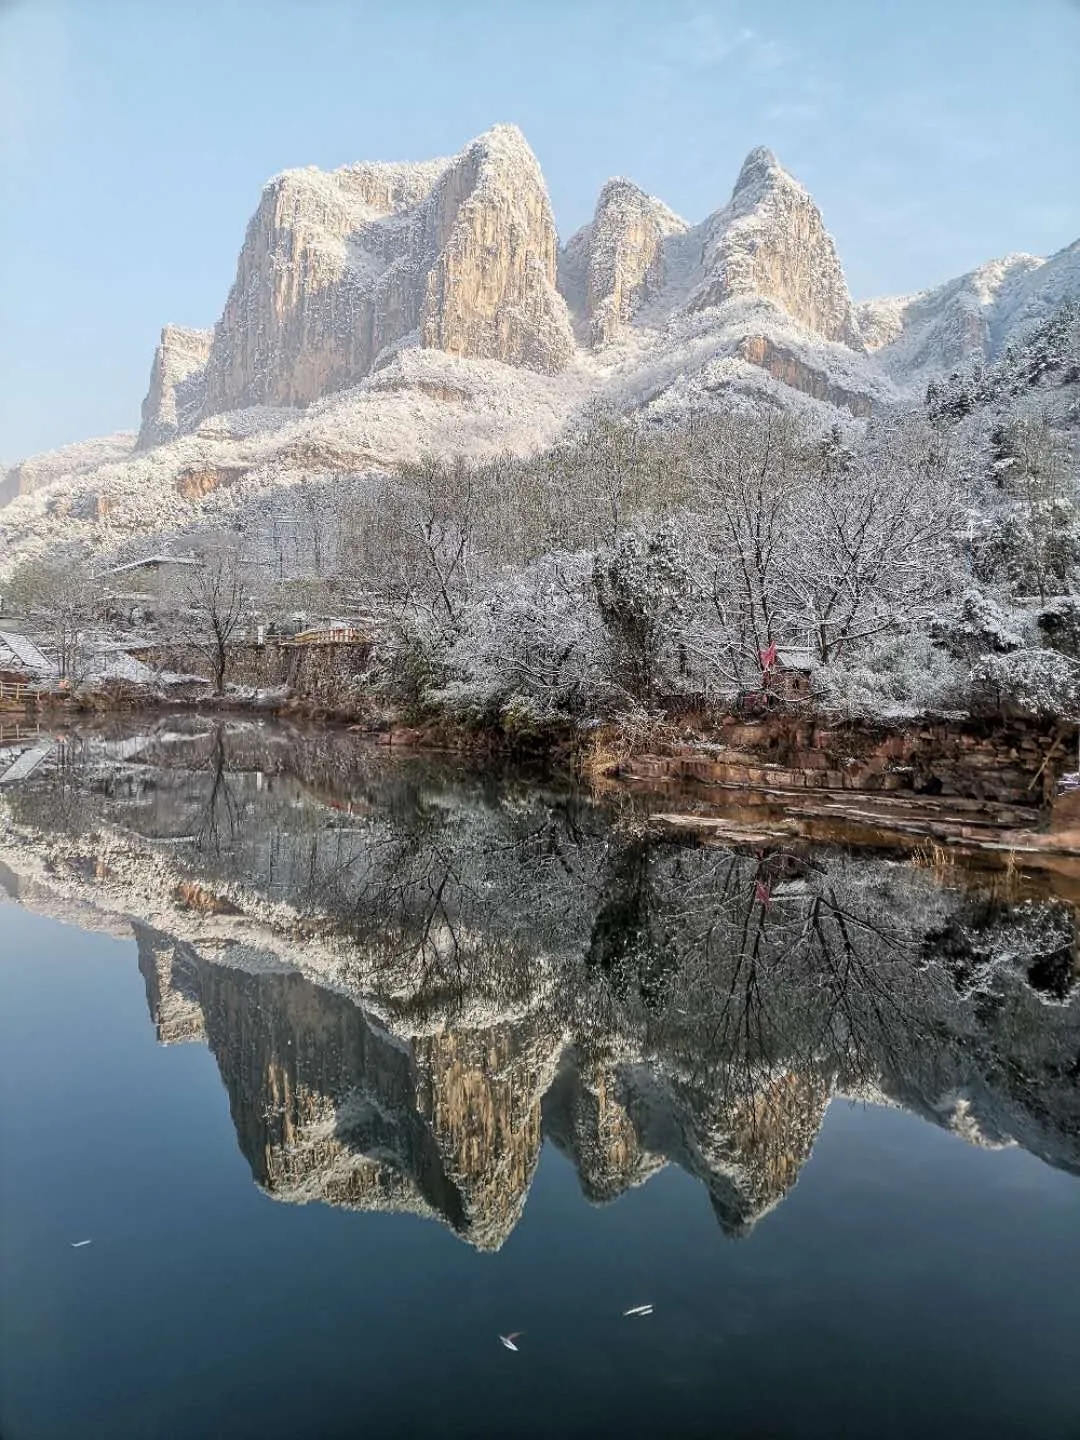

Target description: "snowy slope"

left=858, top=240, right=1080, bottom=392
left=0, top=349, right=596, bottom=577
left=1, top=433, right=136, bottom=508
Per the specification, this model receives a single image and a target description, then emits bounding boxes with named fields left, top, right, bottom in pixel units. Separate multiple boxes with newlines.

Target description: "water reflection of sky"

left=1, top=724, right=1079, bottom=1438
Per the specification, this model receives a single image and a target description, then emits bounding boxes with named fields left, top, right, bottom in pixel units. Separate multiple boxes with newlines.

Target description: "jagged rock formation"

left=4, top=127, right=1080, bottom=571
left=137, top=326, right=213, bottom=448
left=418, top=127, right=574, bottom=374
left=199, top=124, right=573, bottom=421
left=413, top=1024, right=558, bottom=1250
left=544, top=1056, right=666, bottom=1201
left=135, top=924, right=206, bottom=1043
left=560, top=179, right=688, bottom=345
left=684, top=147, right=861, bottom=347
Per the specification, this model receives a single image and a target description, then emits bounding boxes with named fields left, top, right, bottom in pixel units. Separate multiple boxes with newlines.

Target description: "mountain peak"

left=463, top=122, right=547, bottom=182
left=469, top=120, right=531, bottom=151
left=736, top=144, right=780, bottom=177
left=190, top=124, right=573, bottom=421
left=730, top=146, right=804, bottom=208
left=684, top=147, right=860, bottom=347
left=559, top=174, right=688, bottom=345
left=597, top=175, right=646, bottom=203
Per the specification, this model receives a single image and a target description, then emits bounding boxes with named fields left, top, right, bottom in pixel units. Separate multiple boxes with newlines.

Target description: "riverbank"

left=5, top=686, right=1077, bottom=794
left=6, top=698, right=1080, bottom=880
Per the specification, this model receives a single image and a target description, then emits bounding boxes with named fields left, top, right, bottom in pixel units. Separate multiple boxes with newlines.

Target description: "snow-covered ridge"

left=857, top=241, right=1080, bottom=390
left=1, top=432, right=136, bottom=508
left=3, top=124, right=1079, bottom=571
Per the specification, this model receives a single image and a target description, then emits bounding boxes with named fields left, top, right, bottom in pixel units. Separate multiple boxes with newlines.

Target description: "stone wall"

left=626, top=715, right=1078, bottom=808
left=144, top=640, right=372, bottom=702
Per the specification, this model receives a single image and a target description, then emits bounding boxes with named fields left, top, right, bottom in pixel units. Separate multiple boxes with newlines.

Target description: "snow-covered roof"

left=0, top=739, right=55, bottom=785
left=0, top=630, right=54, bottom=674
left=106, top=555, right=200, bottom=575
left=775, top=647, right=819, bottom=671
left=82, top=651, right=158, bottom=685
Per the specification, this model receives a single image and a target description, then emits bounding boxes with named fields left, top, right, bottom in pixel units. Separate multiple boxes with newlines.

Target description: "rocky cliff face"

left=198, top=124, right=573, bottom=424
left=142, top=133, right=867, bottom=446
left=413, top=1023, right=557, bottom=1250
left=737, top=335, right=875, bottom=415
left=137, top=326, right=213, bottom=447
left=6, top=126, right=1079, bottom=569
left=419, top=126, right=574, bottom=372
left=685, top=147, right=861, bottom=347
left=561, top=179, right=688, bottom=345
left=135, top=925, right=206, bottom=1043
left=0, top=433, right=135, bottom=509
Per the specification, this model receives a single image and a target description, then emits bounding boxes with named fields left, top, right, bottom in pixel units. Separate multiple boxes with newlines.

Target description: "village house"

left=0, top=630, right=56, bottom=690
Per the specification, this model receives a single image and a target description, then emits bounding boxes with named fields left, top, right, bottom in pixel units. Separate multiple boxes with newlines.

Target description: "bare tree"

left=178, top=548, right=249, bottom=694
left=788, top=417, right=961, bottom=662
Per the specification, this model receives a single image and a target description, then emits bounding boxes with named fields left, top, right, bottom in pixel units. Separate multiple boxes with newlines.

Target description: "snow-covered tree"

left=4, top=555, right=102, bottom=682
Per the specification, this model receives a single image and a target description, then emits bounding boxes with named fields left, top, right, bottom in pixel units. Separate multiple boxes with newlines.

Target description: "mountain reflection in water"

left=1, top=718, right=1078, bottom=1251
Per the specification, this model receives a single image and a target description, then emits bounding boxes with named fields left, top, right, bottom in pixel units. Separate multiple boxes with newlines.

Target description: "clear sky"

left=2, top=0, right=1078, bottom=462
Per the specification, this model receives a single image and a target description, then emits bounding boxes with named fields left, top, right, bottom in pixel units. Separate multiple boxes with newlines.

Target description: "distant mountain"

left=858, top=241, right=1080, bottom=383
left=2, top=123, right=1078, bottom=571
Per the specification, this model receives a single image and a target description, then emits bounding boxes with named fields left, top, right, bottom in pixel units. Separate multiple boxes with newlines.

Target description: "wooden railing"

left=0, top=679, right=52, bottom=704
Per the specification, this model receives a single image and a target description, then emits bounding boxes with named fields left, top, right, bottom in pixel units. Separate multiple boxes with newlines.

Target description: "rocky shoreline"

left=5, top=696, right=1080, bottom=873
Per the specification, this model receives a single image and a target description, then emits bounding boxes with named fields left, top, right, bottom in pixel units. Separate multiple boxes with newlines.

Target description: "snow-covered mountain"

left=858, top=240, right=1080, bottom=384
left=2, top=123, right=1078, bottom=573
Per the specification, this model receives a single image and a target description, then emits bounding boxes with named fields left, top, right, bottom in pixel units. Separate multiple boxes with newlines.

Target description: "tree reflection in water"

left=1, top=718, right=1077, bottom=1247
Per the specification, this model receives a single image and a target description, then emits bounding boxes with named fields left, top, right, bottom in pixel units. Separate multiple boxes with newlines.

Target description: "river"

left=1, top=717, right=1078, bottom=1439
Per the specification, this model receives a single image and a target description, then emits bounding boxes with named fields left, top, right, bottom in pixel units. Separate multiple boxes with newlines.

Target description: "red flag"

left=760, top=641, right=778, bottom=671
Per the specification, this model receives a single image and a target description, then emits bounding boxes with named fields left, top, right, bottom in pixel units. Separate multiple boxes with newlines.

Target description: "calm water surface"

left=1, top=719, right=1078, bottom=1440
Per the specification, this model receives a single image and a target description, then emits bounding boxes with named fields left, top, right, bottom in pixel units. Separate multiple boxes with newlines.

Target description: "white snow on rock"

left=198, top=123, right=574, bottom=421
left=138, top=326, right=214, bottom=448
left=1, top=433, right=136, bottom=509
left=857, top=240, right=1080, bottom=391
left=2, top=126, right=1078, bottom=573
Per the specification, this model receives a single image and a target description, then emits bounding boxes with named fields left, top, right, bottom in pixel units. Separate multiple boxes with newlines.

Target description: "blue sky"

left=2, top=0, right=1078, bottom=460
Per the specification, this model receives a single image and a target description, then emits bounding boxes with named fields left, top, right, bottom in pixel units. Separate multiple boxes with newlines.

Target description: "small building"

left=282, top=624, right=373, bottom=647
left=0, top=738, right=55, bottom=786
left=739, top=645, right=819, bottom=712
left=102, top=555, right=201, bottom=623
left=765, top=647, right=819, bottom=701
left=105, top=555, right=200, bottom=580
left=0, top=630, right=55, bottom=688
